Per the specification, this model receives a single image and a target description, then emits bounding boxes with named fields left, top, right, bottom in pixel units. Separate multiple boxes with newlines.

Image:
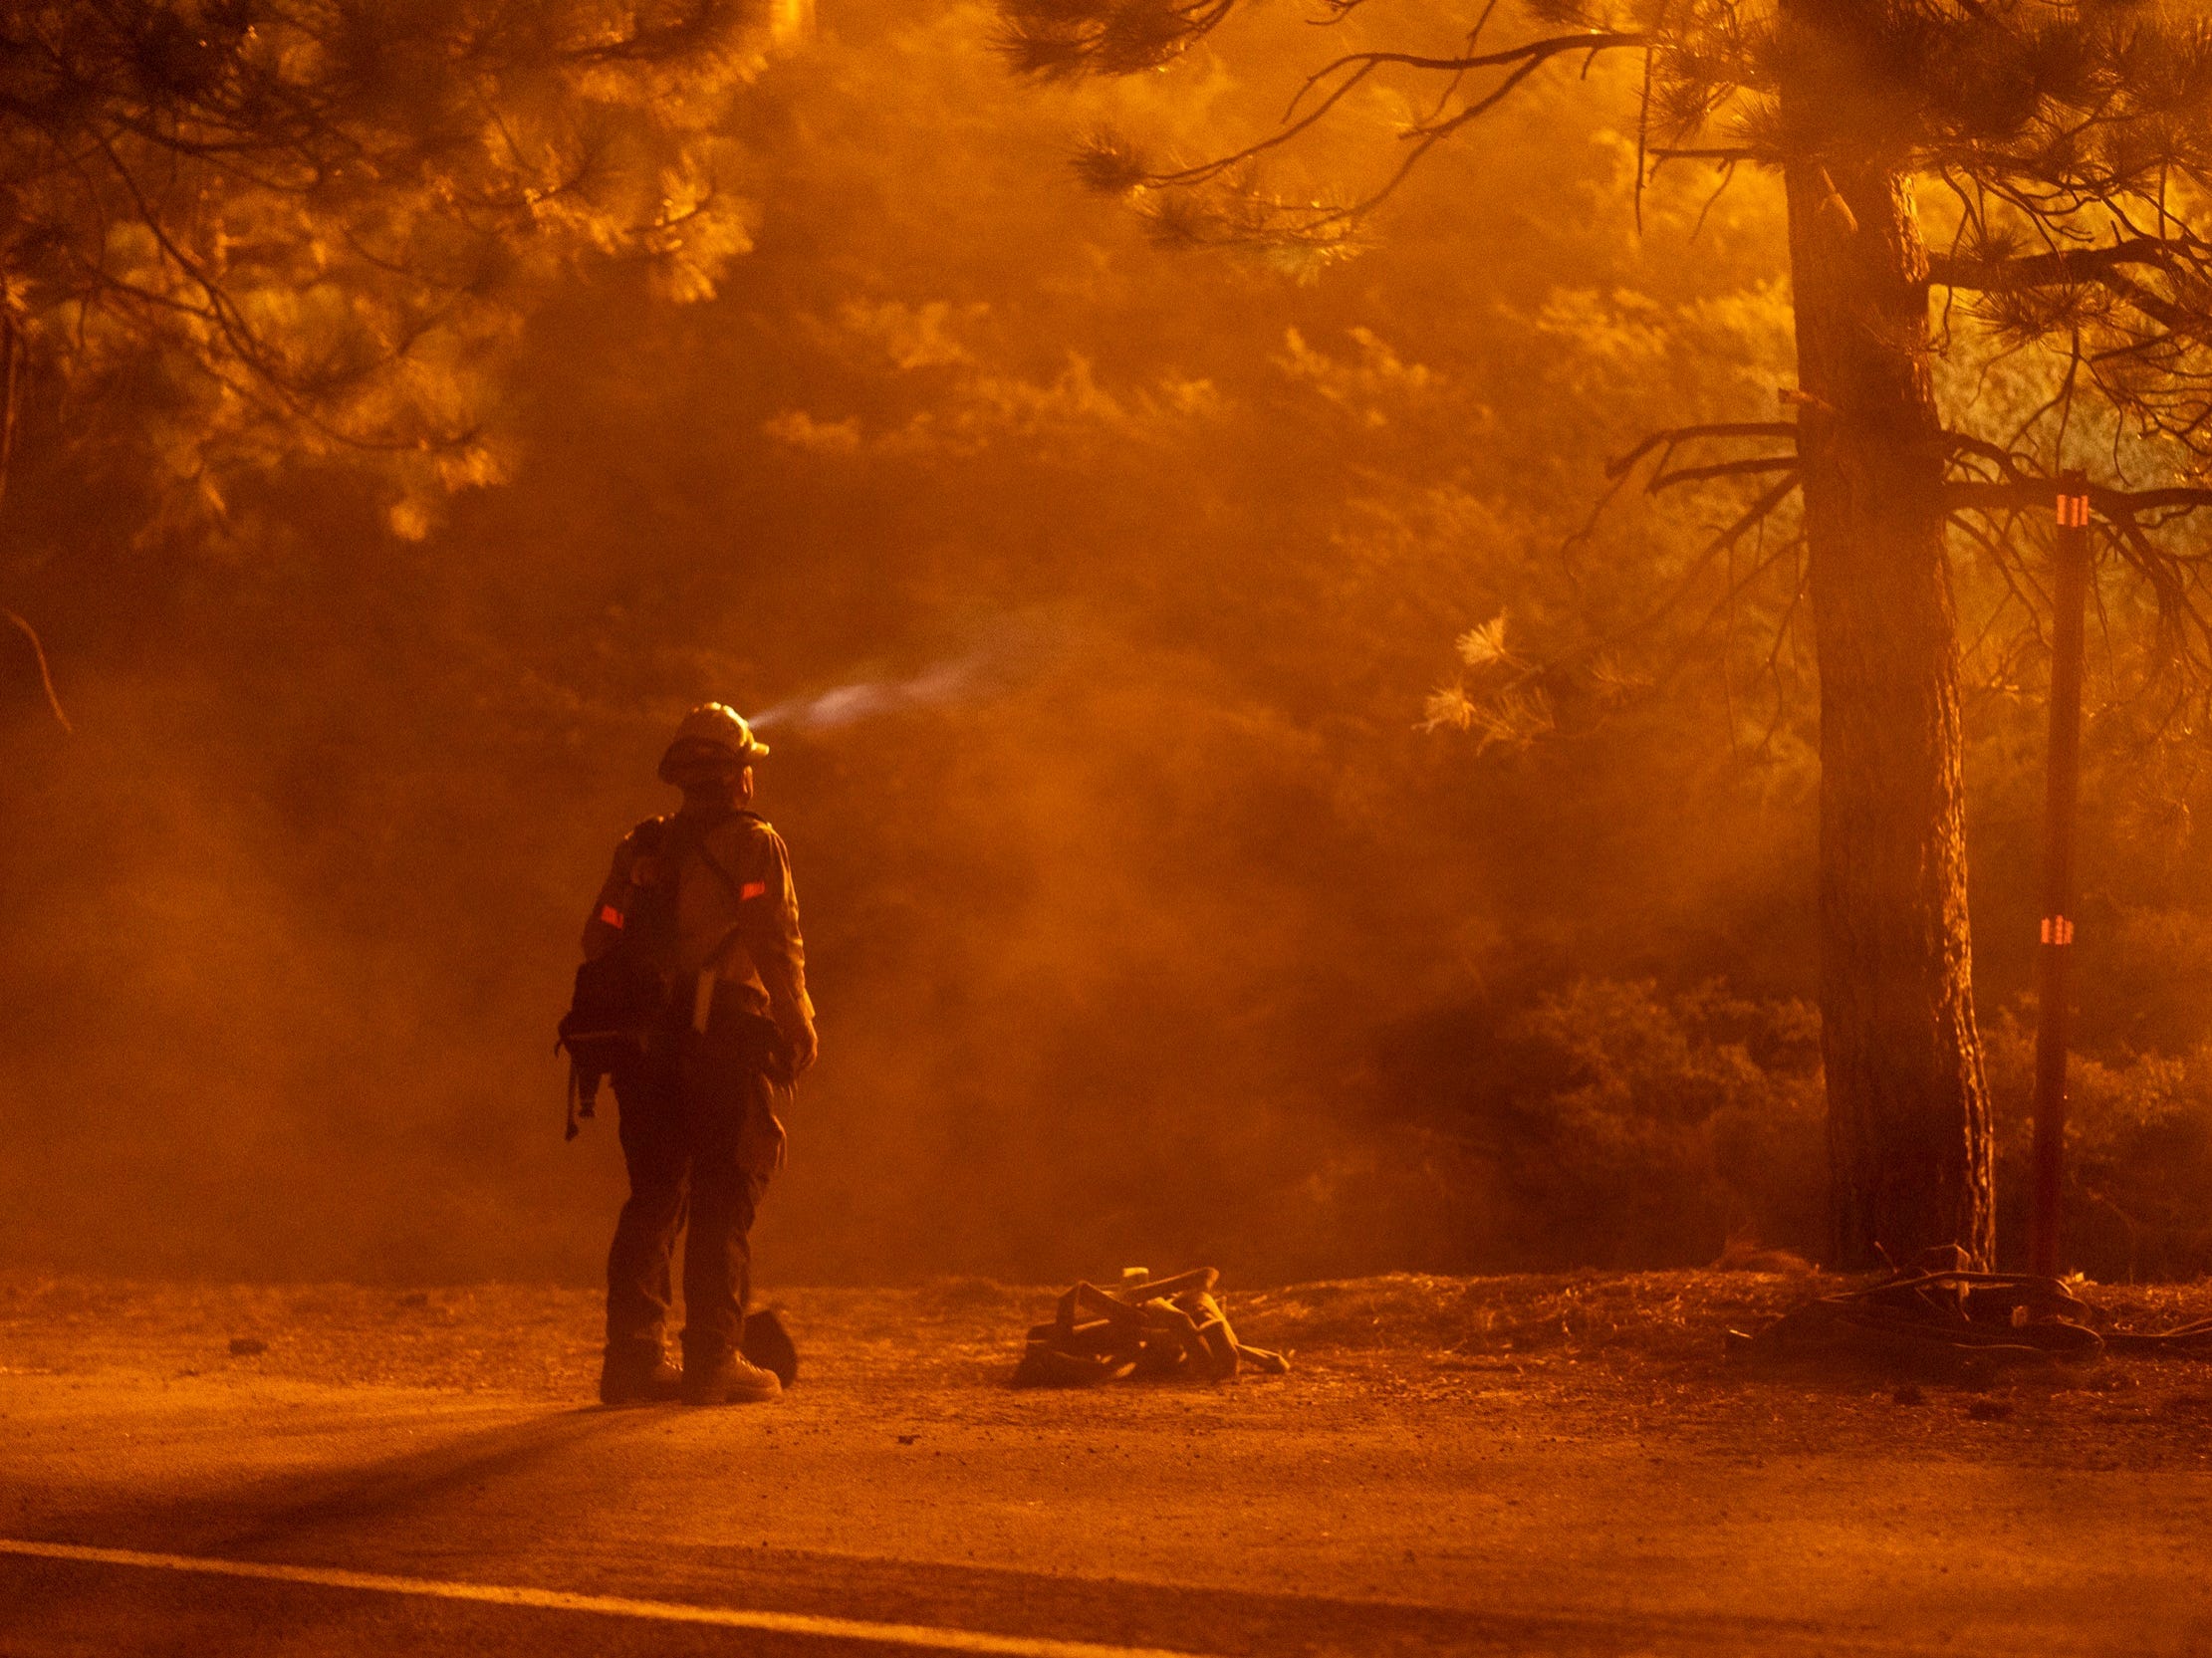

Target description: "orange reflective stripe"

left=599, top=905, right=625, bottom=929
left=739, top=880, right=768, bottom=901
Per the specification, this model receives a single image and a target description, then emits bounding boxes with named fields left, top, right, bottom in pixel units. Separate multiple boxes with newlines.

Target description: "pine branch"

left=997, top=0, right=1239, bottom=80
left=1946, top=480, right=2212, bottom=518
left=1927, top=239, right=2205, bottom=297
left=1946, top=235, right=2206, bottom=352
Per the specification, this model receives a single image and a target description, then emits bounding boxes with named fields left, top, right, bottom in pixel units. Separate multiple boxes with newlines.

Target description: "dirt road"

left=4, top=1273, right=2211, bottom=1656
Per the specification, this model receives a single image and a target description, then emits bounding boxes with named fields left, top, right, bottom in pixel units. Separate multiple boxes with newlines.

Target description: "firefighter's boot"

left=600, top=1350, right=683, bottom=1406
left=682, top=1349, right=782, bottom=1406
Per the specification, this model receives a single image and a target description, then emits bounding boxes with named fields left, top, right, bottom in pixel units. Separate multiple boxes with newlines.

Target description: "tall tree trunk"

left=1782, top=0, right=1994, bottom=1269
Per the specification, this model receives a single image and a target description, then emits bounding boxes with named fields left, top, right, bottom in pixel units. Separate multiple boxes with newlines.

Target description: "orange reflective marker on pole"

left=2030, top=471, right=2091, bottom=1278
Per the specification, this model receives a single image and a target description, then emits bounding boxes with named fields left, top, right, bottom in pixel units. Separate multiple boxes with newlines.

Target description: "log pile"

left=1012, top=1268, right=1291, bottom=1387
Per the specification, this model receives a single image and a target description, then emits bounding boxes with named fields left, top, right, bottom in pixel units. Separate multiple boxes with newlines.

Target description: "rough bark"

left=1781, top=0, right=1995, bottom=1269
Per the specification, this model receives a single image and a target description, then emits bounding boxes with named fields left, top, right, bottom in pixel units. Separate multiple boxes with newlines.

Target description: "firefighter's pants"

left=604, top=1021, right=783, bottom=1368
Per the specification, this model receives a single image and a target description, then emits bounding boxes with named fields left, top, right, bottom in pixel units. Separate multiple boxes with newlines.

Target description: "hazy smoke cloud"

left=0, top=6, right=1840, bottom=1290
left=19, top=0, right=2195, bottom=1293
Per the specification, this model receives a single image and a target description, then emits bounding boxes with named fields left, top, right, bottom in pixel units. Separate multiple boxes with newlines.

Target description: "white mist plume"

left=749, top=654, right=984, bottom=735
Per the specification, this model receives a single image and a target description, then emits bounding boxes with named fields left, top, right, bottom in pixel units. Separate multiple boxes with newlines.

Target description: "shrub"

left=1986, top=1010, right=2212, bottom=1280
left=1410, top=978, right=1826, bottom=1270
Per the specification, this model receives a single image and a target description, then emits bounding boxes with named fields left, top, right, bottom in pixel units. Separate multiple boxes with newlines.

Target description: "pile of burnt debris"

left=1013, top=1267, right=1291, bottom=1386
left=1730, top=1246, right=2212, bottom=1375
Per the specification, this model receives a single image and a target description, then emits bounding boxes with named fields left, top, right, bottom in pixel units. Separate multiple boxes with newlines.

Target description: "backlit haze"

left=7, top=0, right=2212, bottom=1291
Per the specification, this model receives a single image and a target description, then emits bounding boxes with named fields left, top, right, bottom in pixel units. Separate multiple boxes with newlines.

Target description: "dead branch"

left=1620, top=472, right=1803, bottom=642
left=1604, top=422, right=1797, bottom=481
left=1646, top=456, right=1799, bottom=494
left=1942, top=431, right=2035, bottom=483
left=1646, top=146, right=1770, bottom=166
left=2, top=608, right=73, bottom=732
left=1131, top=32, right=1648, bottom=206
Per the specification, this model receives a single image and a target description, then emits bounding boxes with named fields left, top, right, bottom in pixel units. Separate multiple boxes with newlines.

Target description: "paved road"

left=2, top=1368, right=2210, bottom=1656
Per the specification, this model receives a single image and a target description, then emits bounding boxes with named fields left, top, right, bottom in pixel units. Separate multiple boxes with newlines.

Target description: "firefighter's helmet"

left=657, top=703, right=769, bottom=783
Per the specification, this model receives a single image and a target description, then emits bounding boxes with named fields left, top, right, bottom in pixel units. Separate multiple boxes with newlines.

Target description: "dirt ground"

left=8, top=1267, right=2212, bottom=1656
left=8, top=1266, right=2212, bottom=1465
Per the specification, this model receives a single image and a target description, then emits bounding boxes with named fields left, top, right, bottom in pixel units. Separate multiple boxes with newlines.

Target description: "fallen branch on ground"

left=1728, top=1255, right=2212, bottom=1377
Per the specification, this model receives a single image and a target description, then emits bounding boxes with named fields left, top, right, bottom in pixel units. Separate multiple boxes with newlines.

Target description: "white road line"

left=0, top=1538, right=1218, bottom=1658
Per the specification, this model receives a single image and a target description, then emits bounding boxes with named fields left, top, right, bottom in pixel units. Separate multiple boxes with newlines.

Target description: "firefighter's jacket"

left=582, top=806, right=814, bottom=1047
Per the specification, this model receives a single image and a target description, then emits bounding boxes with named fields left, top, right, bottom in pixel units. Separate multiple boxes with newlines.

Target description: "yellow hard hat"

left=657, top=703, right=769, bottom=782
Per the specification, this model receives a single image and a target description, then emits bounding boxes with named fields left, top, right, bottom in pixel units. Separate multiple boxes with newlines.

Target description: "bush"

left=1392, top=950, right=2212, bottom=1277
left=1376, top=978, right=1826, bottom=1270
left=1325, top=957, right=2212, bottom=1278
left=1986, top=1010, right=2212, bottom=1280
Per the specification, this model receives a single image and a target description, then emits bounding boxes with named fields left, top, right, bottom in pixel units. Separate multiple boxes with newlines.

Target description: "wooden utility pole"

left=2030, top=471, right=2091, bottom=1278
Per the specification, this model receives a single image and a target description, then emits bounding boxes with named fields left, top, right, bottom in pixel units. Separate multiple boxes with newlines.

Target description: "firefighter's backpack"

left=556, top=817, right=690, bottom=1138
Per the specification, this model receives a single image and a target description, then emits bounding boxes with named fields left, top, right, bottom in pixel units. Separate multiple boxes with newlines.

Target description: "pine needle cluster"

left=995, top=0, right=1236, bottom=79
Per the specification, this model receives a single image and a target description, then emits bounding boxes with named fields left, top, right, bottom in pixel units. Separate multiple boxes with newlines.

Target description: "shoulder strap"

left=692, top=811, right=769, bottom=899
left=692, top=815, right=775, bottom=983
left=695, top=837, right=744, bottom=900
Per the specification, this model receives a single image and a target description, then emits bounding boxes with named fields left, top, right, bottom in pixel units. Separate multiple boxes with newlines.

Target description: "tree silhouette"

left=999, top=0, right=2212, bottom=1267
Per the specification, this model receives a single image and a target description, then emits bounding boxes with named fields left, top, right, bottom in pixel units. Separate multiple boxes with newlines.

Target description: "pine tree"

left=0, top=0, right=783, bottom=550
left=999, top=0, right=2212, bottom=1268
